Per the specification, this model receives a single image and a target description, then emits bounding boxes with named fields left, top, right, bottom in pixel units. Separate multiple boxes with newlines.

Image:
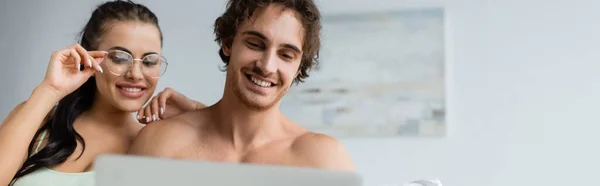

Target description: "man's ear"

left=222, top=45, right=231, bottom=56
left=221, top=39, right=233, bottom=56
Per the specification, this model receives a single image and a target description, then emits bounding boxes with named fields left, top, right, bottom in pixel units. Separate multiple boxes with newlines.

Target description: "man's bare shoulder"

left=290, top=132, right=356, bottom=172
left=128, top=111, right=203, bottom=157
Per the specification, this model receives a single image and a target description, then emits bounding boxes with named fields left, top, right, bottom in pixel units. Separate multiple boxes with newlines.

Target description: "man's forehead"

left=236, top=5, right=305, bottom=47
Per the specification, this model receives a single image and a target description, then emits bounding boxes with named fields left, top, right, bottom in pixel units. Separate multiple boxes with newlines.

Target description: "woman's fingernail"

left=160, top=107, right=164, bottom=115
left=97, top=65, right=103, bottom=73
left=152, top=114, right=156, bottom=121
left=146, top=117, right=150, bottom=123
left=88, top=56, right=93, bottom=67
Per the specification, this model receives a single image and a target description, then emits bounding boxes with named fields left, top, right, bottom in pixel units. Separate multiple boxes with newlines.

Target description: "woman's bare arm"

left=0, top=85, right=61, bottom=185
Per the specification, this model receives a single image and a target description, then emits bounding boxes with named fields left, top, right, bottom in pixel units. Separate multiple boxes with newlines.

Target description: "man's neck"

left=214, top=94, right=284, bottom=152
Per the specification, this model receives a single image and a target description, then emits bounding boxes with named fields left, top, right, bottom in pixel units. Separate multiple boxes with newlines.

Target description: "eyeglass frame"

left=101, top=49, right=169, bottom=78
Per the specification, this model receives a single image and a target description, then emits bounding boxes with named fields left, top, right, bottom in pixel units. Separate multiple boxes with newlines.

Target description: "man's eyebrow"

left=242, top=30, right=302, bottom=54
left=242, top=30, right=267, bottom=40
left=282, top=44, right=301, bottom=54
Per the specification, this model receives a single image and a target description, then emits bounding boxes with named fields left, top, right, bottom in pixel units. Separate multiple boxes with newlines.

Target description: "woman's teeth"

left=121, top=87, right=142, bottom=92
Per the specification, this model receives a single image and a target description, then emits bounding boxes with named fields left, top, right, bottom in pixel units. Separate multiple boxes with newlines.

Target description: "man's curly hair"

left=214, top=0, right=322, bottom=84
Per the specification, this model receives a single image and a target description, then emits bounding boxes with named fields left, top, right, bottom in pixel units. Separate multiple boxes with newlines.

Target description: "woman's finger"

left=88, top=51, right=107, bottom=73
left=144, top=104, right=153, bottom=123
left=72, top=44, right=93, bottom=69
left=136, top=107, right=144, bottom=121
left=151, top=96, right=160, bottom=120
left=68, top=48, right=82, bottom=71
left=71, top=44, right=92, bottom=68
left=138, top=115, right=147, bottom=124
left=80, top=63, right=98, bottom=77
left=137, top=107, right=148, bottom=124
left=157, top=90, right=172, bottom=118
left=88, top=51, right=108, bottom=58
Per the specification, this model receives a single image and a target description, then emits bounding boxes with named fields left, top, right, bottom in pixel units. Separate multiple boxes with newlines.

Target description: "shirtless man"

left=129, top=0, right=356, bottom=172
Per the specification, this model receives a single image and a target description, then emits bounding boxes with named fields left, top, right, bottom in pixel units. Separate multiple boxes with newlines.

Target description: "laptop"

left=94, top=154, right=362, bottom=186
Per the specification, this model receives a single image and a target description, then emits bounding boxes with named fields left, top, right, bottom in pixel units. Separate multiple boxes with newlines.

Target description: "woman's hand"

left=38, top=44, right=106, bottom=99
left=137, top=87, right=206, bottom=124
left=0, top=44, right=106, bottom=186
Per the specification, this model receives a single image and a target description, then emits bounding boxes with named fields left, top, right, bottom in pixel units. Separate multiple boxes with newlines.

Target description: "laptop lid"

left=94, top=154, right=362, bottom=186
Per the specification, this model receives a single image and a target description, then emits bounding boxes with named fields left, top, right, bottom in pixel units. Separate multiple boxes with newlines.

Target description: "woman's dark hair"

left=10, top=0, right=162, bottom=184
left=214, top=0, right=322, bottom=84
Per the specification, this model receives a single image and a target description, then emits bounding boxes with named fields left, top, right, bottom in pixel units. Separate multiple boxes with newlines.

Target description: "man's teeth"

left=121, top=87, right=142, bottom=92
left=251, top=76, right=272, bottom=87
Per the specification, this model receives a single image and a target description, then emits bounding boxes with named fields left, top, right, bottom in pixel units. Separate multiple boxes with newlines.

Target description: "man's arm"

left=292, top=133, right=356, bottom=172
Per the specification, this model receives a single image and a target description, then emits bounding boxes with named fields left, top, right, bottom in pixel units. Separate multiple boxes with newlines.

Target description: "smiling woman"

left=0, top=1, right=189, bottom=186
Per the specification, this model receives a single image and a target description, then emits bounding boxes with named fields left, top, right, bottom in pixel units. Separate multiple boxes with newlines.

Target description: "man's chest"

left=171, top=142, right=309, bottom=167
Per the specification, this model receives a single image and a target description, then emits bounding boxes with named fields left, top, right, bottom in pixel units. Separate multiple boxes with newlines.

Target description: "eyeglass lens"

left=103, top=50, right=167, bottom=77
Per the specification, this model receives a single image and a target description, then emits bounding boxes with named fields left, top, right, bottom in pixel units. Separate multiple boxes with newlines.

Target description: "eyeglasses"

left=101, top=50, right=168, bottom=78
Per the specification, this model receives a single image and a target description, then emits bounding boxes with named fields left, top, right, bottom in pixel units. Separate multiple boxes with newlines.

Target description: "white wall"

left=2, top=0, right=600, bottom=186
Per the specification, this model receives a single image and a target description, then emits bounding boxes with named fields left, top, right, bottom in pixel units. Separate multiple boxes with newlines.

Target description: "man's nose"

left=256, top=50, right=278, bottom=75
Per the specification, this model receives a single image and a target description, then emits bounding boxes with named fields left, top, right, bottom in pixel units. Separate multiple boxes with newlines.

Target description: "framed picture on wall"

left=280, top=4, right=449, bottom=138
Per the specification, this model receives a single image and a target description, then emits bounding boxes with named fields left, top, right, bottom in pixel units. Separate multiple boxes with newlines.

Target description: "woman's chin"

left=114, top=100, right=146, bottom=112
